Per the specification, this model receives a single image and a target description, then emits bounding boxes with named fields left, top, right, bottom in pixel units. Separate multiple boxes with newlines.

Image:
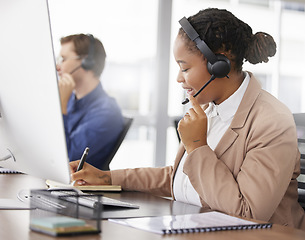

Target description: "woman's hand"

left=70, top=160, right=112, bottom=186
left=178, top=95, right=208, bottom=154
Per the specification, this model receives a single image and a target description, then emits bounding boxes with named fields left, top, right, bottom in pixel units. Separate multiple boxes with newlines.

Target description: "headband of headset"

left=179, top=17, right=231, bottom=78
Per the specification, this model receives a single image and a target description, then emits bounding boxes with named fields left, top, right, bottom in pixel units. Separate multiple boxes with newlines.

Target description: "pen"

left=71, top=147, right=89, bottom=186
left=76, top=147, right=90, bottom=172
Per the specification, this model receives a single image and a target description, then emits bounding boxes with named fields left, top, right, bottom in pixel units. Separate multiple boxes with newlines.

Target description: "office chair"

left=174, top=116, right=182, bottom=142
left=293, top=113, right=305, bottom=210
left=101, top=116, right=133, bottom=171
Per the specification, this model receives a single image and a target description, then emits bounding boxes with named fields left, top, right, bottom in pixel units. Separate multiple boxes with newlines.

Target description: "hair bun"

left=245, top=32, right=276, bottom=64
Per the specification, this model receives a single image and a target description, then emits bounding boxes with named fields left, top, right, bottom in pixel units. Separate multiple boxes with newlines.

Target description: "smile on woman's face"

left=173, top=35, right=220, bottom=105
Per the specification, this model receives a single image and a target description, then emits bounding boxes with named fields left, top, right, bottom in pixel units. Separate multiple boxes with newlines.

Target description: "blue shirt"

left=63, top=83, right=124, bottom=170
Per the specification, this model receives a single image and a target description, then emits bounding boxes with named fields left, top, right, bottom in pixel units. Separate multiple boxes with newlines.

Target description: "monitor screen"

left=0, top=0, right=70, bottom=184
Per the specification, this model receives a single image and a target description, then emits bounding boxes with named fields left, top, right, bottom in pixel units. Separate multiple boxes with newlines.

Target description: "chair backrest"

left=101, top=116, right=133, bottom=170
left=293, top=113, right=305, bottom=209
left=174, top=117, right=182, bottom=142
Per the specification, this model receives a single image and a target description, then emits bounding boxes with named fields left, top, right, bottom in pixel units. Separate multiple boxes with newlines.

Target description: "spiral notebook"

left=0, top=167, right=22, bottom=174
left=109, top=211, right=272, bottom=235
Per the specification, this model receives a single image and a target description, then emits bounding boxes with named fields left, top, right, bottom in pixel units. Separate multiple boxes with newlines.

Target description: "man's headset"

left=178, top=17, right=231, bottom=104
left=70, top=34, right=95, bottom=74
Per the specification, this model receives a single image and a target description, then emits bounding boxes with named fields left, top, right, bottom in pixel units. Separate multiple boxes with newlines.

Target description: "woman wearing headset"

left=70, top=8, right=305, bottom=229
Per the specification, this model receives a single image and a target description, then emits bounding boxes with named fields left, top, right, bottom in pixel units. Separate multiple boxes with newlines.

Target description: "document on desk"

left=0, top=198, right=34, bottom=210
left=109, top=211, right=272, bottom=235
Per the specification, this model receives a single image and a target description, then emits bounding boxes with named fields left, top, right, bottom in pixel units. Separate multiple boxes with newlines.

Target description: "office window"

left=283, top=2, right=305, bottom=11
left=239, top=0, right=270, bottom=7
left=279, top=76, right=303, bottom=113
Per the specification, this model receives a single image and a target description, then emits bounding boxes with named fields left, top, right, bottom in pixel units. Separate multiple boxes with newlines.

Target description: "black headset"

left=81, top=34, right=95, bottom=70
left=179, top=17, right=231, bottom=79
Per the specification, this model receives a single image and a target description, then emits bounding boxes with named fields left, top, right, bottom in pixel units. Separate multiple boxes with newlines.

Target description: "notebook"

left=46, top=179, right=121, bottom=192
left=109, top=211, right=272, bottom=235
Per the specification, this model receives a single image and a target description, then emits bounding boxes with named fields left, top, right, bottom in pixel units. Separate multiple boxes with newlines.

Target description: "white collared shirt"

left=173, top=72, right=250, bottom=206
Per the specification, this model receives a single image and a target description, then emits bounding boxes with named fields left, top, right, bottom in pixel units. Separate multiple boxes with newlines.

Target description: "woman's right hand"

left=70, top=160, right=112, bottom=186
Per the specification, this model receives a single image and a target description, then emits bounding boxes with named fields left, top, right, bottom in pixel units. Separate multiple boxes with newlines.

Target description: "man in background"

left=56, top=33, right=124, bottom=170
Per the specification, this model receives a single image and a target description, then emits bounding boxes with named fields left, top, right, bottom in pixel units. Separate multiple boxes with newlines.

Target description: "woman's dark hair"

left=60, top=34, right=106, bottom=77
left=179, top=8, right=276, bottom=72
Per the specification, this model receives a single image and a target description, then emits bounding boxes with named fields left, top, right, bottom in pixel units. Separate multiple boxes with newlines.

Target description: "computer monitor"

left=0, top=0, right=70, bottom=184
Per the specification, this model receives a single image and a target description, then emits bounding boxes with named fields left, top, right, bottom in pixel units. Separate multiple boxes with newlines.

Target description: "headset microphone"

left=182, top=75, right=216, bottom=105
left=69, top=65, right=82, bottom=75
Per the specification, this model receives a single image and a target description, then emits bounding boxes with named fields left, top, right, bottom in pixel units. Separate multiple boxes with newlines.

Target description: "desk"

left=0, top=174, right=305, bottom=240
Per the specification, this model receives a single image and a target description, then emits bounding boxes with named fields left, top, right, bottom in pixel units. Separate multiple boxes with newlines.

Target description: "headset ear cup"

left=207, top=54, right=231, bottom=78
left=81, top=34, right=95, bottom=71
left=81, top=58, right=95, bottom=70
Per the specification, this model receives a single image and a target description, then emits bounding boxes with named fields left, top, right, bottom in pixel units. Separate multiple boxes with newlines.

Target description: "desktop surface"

left=0, top=174, right=305, bottom=240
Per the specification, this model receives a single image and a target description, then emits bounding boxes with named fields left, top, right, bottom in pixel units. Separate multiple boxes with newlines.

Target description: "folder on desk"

left=109, top=211, right=272, bottom=235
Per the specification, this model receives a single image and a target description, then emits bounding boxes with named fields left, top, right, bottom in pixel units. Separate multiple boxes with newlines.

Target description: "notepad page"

left=109, top=211, right=268, bottom=235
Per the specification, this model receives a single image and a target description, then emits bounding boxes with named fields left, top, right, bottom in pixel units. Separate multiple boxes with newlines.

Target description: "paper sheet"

left=0, top=198, right=34, bottom=210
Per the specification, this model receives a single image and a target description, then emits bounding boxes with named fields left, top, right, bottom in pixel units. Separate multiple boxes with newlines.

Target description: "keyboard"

left=17, top=189, right=139, bottom=210
left=50, top=190, right=139, bottom=209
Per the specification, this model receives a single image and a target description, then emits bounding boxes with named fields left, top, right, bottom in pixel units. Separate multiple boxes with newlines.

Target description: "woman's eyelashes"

left=181, top=68, right=189, bottom=72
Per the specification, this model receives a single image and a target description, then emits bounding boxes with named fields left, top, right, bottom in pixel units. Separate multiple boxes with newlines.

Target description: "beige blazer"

left=111, top=72, right=305, bottom=230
